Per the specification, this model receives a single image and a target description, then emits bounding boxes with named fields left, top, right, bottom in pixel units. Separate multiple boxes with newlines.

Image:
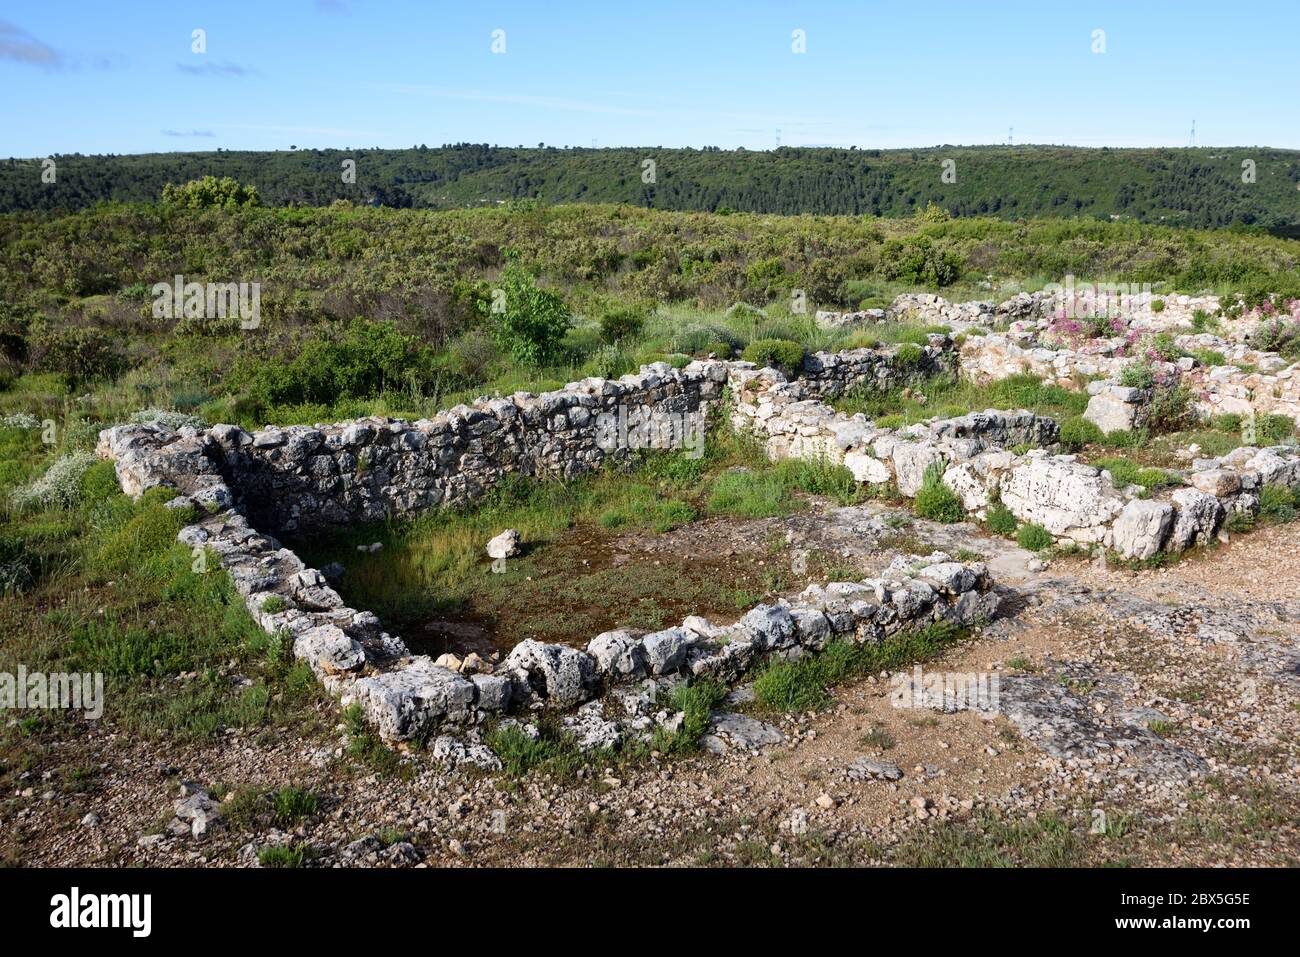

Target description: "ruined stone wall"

left=203, top=361, right=729, bottom=534
left=797, top=338, right=958, bottom=400
left=728, top=361, right=1300, bottom=561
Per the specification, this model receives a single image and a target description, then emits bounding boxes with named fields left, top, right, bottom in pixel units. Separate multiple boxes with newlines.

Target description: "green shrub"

left=162, top=175, right=260, bottom=209
left=1093, top=456, right=1176, bottom=490
left=1145, top=383, right=1195, bottom=434
left=1191, top=348, right=1227, bottom=368
left=481, top=266, right=572, bottom=365
left=235, top=319, right=436, bottom=410
left=10, top=452, right=97, bottom=512
left=598, top=306, right=645, bottom=343
left=841, top=331, right=883, bottom=351
left=1016, top=523, right=1054, bottom=551
left=894, top=342, right=925, bottom=368
left=33, top=327, right=126, bottom=386
left=706, top=469, right=797, bottom=518
left=913, top=464, right=964, bottom=523
left=269, top=786, right=319, bottom=825
left=741, top=338, right=805, bottom=372
left=256, top=845, right=305, bottom=868
left=775, top=456, right=859, bottom=504
left=754, top=621, right=964, bottom=712
left=1258, top=484, right=1300, bottom=523
left=1118, top=362, right=1155, bottom=390
left=1150, top=298, right=1165, bottom=313
left=1258, top=413, right=1297, bottom=443
left=986, top=503, right=1019, bottom=536
left=1213, top=413, right=1244, bottom=434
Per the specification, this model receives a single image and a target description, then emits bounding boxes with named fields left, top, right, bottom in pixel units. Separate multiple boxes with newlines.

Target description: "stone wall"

left=797, top=338, right=957, bottom=400
left=728, top=361, right=1300, bottom=560
left=97, top=356, right=1000, bottom=746
left=203, top=361, right=726, bottom=534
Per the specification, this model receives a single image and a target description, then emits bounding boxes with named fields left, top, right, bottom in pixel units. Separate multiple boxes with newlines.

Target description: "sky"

left=1, top=0, right=1297, bottom=157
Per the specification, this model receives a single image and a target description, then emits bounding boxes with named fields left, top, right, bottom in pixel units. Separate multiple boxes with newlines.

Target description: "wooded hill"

left=3, top=144, right=1298, bottom=235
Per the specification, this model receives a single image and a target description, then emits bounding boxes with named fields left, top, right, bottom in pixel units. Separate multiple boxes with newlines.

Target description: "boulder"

left=1110, top=499, right=1174, bottom=560
left=502, top=640, right=596, bottom=707
left=486, top=529, right=521, bottom=559
left=1168, top=488, right=1223, bottom=552
left=587, top=629, right=647, bottom=678
left=639, top=627, right=697, bottom=675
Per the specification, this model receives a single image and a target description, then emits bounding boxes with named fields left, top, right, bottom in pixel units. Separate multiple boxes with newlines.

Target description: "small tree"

left=162, top=175, right=261, bottom=209
left=482, top=267, right=571, bottom=365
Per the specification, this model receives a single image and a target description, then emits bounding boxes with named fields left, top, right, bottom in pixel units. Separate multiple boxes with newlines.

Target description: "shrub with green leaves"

left=1055, top=416, right=1097, bottom=449
left=482, top=266, right=572, bottom=365
left=234, top=319, right=436, bottom=411
left=986, top=503, right=1019, bottom=536
left=893, top=342, right=925, bottom=368
left=1258, top=484, right=1300, bottom=524
left=913, top=464, right=964, bottom=523
left=162, top=175, right=260, bottom=209
left=741, top=337, right=805, bottom=372
left=1118, top=361, right=1156, bottom=390
left=1016, top=523, right=1054, bottom=551
left=1093, top=456, right=1177, bottom=490
left=598, top=306, right=645, bottom=343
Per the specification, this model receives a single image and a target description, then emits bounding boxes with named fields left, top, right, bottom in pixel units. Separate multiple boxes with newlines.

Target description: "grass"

left=833, top=372, right=1088, bottom=426
left=889, top=811, right=1086, bottom=867
left=1091, top=456, right=1181, bottom=491
left=1016, top=523, right=1054, bottom=551
left=913, top=464, right=965, bottom=523
left=986, top=502, right=1019, bottom=536
left=752, top=621, right=967, bottom=712
left=484, top=717, right=601, bottom=780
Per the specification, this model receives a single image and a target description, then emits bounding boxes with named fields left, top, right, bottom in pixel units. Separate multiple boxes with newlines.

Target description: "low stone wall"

left=797, top=338, right=957, bottom=400
left=96, top=358, right=999, bottom=746
left=728, top=361, right=1300, bottom=560
left=179, top=361, right=726, bottom=534
left=95, top=329, right=1300, bottom=746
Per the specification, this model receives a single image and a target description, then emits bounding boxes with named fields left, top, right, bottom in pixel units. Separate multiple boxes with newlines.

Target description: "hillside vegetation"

left=3, top=201, right=1299, bottom=431
left=4, top=145, right=1299, bottom=235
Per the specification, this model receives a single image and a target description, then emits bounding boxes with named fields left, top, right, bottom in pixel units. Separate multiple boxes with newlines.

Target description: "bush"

left=10, top=452, right=97, bottom=512
left=986, top=503, right=1019, bottom=536
left=1059, top=415, right=1103, bottom=450
left=1118, top=361, right=1156, bottom=389
left=33, top=326, right=126, bottom=385
left=162, top=176, right=260, bottom=209
left=235, top=320, right=435, bottom=409
left=1258, top=413, right=1297, bottom=443
left=894, top=342, right=925, bottom=368
left=913, top=464, right=964, bottom=523
left=1016, top=523, right=1054, bottom=551
left=1093, top=456, right=1177, bottom=490
left=598, top=306, right=645, bottom=343
left=481, top=267, right=572, bottom=365
left=741, top=338, right=805, bottom=372
left=1258, top=484, right=1300, bottom=524
left=1145, top=382, right=1195, bottom=434
left=775, top=456, right=858, bottom=504
left=1150, top=298, right=1165, bottom=313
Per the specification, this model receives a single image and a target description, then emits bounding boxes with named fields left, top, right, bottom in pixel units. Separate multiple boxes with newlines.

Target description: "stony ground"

left=3, top=507, right=1298, bottom=868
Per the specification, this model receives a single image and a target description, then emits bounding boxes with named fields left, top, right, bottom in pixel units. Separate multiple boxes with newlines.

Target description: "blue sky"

left=2, top=0, right=1297, bottom=157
